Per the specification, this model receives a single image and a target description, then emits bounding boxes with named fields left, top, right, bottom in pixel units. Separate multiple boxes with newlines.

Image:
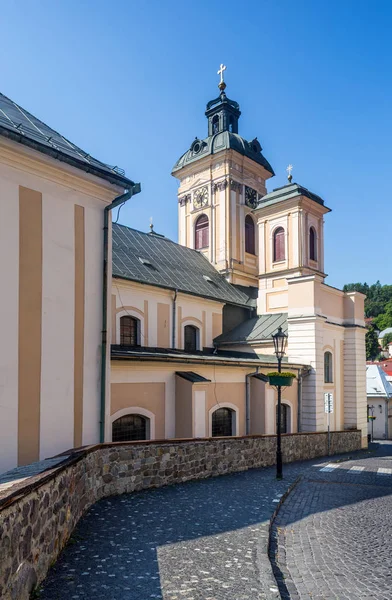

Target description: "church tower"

left=254, top=174, right=331, bottom=315
left=172, top=65, right=274, bottom=287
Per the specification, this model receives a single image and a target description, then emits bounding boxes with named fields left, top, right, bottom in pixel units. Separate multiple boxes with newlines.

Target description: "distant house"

left=367, top=365, right=392, bottom=439
left=378, top=327, right=392, bottom=345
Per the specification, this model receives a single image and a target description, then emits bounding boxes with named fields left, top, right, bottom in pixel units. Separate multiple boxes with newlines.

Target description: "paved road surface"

left=37, top=444, right=391, bottom=600
left=271, top=441, right=392, bottom=600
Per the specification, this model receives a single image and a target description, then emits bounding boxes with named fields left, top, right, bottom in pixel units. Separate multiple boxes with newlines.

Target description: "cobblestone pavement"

left=37, top=449, right=369, bottom=600
left=271, top=441, right=392, bottom=600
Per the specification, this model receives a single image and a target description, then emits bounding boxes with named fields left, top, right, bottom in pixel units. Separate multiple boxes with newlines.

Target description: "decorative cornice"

left=178, top=193, right=191, bottom=206
left=230, top=179, right=242, bottom=193
left=213, top=179, right=228, bottom=192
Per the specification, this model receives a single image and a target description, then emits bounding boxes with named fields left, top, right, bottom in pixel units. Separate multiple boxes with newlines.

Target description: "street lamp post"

left=272, top=326, right=288, bottom=480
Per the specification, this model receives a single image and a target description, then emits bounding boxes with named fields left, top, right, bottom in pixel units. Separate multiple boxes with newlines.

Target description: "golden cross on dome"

left=217, top=64, right=227, bottom=90
left=286, top=164, right=293, bottom=183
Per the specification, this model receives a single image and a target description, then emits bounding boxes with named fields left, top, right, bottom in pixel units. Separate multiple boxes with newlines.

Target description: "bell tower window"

left=212, top=115, right=220, bottom=134
left=309, top=226, right=317, bottom=261
left=245, top=215, right=255, bottom=255
left=195, top=215, right=209, bottom=249
left=273, top=227, right=285, bottom=262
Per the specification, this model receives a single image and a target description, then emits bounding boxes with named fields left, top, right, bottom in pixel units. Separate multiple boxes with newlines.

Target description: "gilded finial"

left=217, top=63, right=227, bottom=91
left=149, top=216, right=154, bottom=233
left=286, top=164, right=293, bottom=183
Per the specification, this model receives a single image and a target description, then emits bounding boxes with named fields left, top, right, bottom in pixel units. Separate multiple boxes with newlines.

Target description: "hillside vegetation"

left=343, top=281, right=392, bottom=360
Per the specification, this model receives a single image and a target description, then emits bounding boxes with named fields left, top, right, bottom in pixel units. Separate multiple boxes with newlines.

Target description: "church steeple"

left=205, top=65, right=241, bottom=136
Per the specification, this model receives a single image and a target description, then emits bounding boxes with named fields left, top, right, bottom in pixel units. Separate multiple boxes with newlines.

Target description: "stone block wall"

left=0, top=430, right=361, bottom=600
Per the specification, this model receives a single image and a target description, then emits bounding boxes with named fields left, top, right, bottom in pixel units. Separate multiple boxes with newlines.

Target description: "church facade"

left=0, top=73, right=367, bottom=474
left=109, top=73, right=367, bottom=448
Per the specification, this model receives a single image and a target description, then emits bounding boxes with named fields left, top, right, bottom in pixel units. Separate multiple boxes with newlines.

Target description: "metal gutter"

left=172, top=290, right=178, bottom=349
left=111, top=350, right=307, bottom=370
left=100, top=183, right=141, bottom=443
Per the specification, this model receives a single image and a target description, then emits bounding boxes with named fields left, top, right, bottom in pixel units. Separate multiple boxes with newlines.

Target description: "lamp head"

left=272, top=326, right=288, bottom=360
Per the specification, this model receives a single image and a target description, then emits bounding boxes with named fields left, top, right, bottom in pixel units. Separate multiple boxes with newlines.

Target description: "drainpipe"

left=386, top=398, right=389, bottom=440
left=100, top=184, right=141, bottom=443
left=172, top=289, right=178, bottom=349
left=245, top=367, right=259, bottom=435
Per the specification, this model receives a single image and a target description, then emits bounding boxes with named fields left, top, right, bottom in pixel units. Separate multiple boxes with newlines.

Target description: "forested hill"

left=343, top=282, right=392, bottom=331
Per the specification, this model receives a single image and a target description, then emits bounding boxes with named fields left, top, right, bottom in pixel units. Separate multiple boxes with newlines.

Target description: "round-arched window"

left=212, top=407, right=234, bottom=437
left=324, top=351, right=333, bottom=383
left=309, top=226, right=317, bottom=261
left=273, top=227, right=285, bottom=262
left=195, top=215, right=209, bottom=249
left=112, top=414, right=149, bottom=442
left=245, top=215, right=255, bottom=254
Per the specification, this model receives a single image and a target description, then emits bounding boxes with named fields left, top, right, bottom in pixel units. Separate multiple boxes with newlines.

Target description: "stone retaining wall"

left=0, top=430, right=361, bottom=600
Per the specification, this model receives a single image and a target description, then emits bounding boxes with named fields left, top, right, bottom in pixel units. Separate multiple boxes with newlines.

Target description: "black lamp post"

left=272, top=326, right=288, bottom=480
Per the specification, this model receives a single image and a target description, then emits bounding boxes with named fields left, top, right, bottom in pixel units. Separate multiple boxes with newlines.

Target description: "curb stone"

left=267, top=476, right=302, bottom=600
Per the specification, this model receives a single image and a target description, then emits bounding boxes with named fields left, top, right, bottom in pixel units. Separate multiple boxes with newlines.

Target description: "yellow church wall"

left=110, top=361, right=257, bottom=441
left=112, top=279, right=224, bottom=350
left=111, top=382, right=166, bottom=440
left=175, top=376, right=193, bottom=438
left=0, top=136, right=123, bottom=473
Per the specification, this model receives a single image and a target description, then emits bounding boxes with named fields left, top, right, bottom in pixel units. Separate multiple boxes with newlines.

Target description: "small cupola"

left=205, top=64, right=241, bottom=136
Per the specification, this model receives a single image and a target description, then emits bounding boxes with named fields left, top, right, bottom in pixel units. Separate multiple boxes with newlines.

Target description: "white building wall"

left=0, top=140, right=119, bottom=472
left=40, top=193, right=75, bottom=459
left=0, top=178, right=19, bottom=473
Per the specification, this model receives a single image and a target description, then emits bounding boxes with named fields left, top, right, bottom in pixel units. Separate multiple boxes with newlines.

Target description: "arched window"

left=309, top=227, right=317, bottom=261
left=195, top=215, right=209, bottom=249
left=324, top=351, right=333, bottom=383
left=276, top=403, right=291, bottom=434
left=112, top=414, right=149, bottom=442
left=245, top=215, right=255, bottom=254
left=120, top=315, right=140, bottom=346
left=184, top=324, right=199, bottom=352
left=273, top=227, right=285, bottom=262
left=212, top=407, right=234, bottom=437
left=229, top=116, right=234, bottom=133
left=212, top=115, right=219, bottom=135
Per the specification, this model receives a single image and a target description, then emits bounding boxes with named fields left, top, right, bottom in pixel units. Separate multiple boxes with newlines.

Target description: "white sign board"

left=324, top=392, right=334, bottom=414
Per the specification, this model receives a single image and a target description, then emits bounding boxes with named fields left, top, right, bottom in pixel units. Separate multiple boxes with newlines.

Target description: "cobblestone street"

left=271, top=441, right=392, bottom=600
left=35, top=443, right=392, bottom=600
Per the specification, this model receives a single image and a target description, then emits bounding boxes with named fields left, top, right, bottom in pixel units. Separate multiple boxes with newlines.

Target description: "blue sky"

left=1, top=0, right=390, bottom=288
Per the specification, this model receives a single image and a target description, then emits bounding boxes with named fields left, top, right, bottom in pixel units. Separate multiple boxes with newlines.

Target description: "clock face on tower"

left=245, top=186, right=258, bottom=209
left=193, top=186, right=208, bottom=209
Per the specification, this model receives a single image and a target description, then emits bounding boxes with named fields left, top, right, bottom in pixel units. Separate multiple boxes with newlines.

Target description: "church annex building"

left=0, top=69, right=367, bottom=474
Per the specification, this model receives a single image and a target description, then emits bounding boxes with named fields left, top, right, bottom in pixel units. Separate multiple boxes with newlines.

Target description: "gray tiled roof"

left=0, top=92, right=135, bottom=188
left=214, top=312, right=288, bottom=345
left=112, top=223, right=256, bottom=307
left=257, top=183, right=330, bottom=211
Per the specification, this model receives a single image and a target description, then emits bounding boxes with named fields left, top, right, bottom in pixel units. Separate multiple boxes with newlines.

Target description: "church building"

left=109, top=67, right=367, bottom=448
left=0, top=69, right=367, bottom=474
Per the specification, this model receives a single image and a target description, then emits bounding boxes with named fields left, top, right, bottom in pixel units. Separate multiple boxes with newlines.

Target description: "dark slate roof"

left=172, top=131, right=274, bottom=175
left=214, top=313, right=288, bottom=345
left=0, top=92, right=135, bottom=188
left=112, top=223, right=255, bottom=307
left=175, top=371, right=211, bottom=383
left=257, top=183, right=330, bottom=211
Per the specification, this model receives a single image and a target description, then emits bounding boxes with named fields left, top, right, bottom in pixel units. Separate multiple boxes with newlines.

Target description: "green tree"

left=366, top=327, right=380, bottom=361
left=382, top=332, right=392, bottom=349
left=374, top=300, right=392, bottom=331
